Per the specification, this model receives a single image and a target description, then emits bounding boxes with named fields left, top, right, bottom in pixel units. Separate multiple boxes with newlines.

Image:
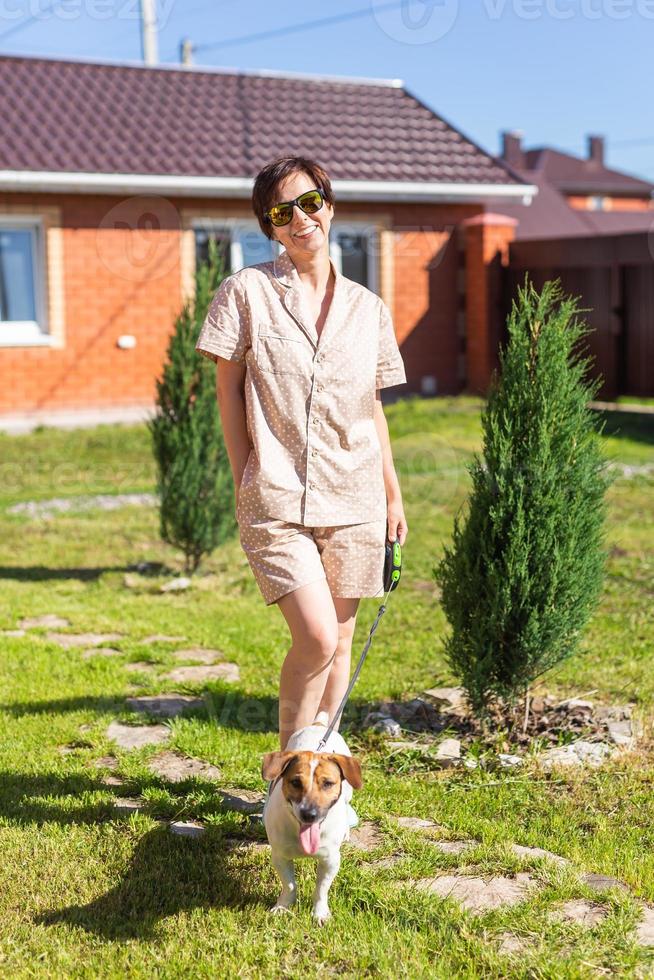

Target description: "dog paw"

left=312, top=906, right=331, bottom=925
left=270, top=903, right=293, bottom=915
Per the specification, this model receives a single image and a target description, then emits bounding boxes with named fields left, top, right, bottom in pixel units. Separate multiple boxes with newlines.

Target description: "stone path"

left=344, top=814, right=654, bottom=949
left=18, top=614, right=651, bottom=953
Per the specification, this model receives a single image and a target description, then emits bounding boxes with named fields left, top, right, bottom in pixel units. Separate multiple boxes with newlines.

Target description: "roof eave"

left=0, top=170, right=537, bottom=203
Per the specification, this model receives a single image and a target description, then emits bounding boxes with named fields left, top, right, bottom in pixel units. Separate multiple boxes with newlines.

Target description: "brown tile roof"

left=0, top=53, right=524, bottom=187
left=482, top=171, right=654, bottom=240
left=524, top=147, right=654, bottom=197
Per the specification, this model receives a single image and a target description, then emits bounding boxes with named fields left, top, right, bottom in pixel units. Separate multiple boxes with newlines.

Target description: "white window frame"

left=0, top=215, right=51, bottom=346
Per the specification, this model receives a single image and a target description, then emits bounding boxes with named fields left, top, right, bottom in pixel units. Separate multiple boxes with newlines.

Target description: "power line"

left=194, top=0, right=406, bottom=53
left=0, top=0, right=67, bottom=42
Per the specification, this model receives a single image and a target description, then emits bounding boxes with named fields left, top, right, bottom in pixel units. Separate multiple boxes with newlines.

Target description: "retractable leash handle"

left=316, top=536, right=402, bottom=752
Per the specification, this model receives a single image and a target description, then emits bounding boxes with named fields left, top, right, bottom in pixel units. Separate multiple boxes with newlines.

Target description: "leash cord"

left=315, top=580, right=395, bottom=753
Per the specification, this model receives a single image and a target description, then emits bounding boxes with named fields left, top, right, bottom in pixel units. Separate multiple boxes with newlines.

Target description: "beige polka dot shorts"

left=237, top=513, right=387, bottom=606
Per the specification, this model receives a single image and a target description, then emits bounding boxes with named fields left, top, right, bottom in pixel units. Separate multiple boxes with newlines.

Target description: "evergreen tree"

left=148, top=238, right=235, bottom=575
left=434, top=276, right=614, bottom=718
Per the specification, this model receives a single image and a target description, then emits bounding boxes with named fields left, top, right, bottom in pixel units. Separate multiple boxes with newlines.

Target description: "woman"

left=195, top=156, right=409, bottom=777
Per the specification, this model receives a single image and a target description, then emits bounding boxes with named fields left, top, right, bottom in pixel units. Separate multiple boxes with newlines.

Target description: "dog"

left=261, top=710, right=363, bottom=925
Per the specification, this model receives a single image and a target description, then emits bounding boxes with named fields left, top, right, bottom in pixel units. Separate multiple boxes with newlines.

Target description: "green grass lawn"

left=1, top=395, right=653, bottom=978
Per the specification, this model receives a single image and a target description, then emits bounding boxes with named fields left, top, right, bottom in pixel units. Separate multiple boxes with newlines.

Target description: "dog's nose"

left=299, top=805, right=319, bottom=823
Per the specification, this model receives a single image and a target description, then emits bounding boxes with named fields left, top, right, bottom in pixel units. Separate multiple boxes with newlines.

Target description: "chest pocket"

left=255, top=332, right=311, bottom=377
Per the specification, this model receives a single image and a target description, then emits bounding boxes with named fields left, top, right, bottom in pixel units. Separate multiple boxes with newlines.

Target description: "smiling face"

left=262, top=749, right=363, bottom=854
left=268, top=170, right=334, bottom=260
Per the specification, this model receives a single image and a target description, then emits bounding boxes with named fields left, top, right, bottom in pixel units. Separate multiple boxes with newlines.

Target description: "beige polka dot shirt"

left=195, top=247, right=407, bottom=526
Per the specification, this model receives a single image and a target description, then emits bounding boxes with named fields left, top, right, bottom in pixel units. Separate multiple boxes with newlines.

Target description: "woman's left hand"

left=387, top=498, right=408, bottom=546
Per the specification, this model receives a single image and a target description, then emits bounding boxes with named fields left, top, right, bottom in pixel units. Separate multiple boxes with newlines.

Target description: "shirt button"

left=313, top=417, right=319, bottom=424
left=309, top=482, right=315, bottom=489
left=317, top=384, right=324, bottom=392
left=311, top=448, right=318, bottom=456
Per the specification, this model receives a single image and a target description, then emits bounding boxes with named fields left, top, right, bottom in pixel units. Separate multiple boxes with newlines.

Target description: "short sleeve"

left=376, top=299, right=406, bottom=389
left=195, top=274, right=251, bottom=364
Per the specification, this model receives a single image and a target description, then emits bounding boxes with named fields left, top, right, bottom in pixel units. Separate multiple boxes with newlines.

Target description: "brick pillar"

left=459, top=213, right=518, bottom=395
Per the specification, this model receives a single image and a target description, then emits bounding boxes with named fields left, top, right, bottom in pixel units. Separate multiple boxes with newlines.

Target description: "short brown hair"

left=251, top=156, right=335, bottom=240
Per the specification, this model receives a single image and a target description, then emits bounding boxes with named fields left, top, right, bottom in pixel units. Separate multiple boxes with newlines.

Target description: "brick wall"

left=0, top=192, right=486, bottom=417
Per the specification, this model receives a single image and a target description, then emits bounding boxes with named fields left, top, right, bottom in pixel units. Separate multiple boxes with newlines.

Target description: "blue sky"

left=1, top=0, right=652, bottom=179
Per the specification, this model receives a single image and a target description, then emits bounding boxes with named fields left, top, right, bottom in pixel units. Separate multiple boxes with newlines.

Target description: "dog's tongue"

left=299, top=821, right=320, bottom=855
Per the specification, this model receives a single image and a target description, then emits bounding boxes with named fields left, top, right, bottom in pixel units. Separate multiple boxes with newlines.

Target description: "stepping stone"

left=125, top=694, right=205, bottom=718
left=511, top=844, right=569, bottom=867
left=160, top=577, right=191, bottom=592
left=171, top=648, right=225, bottom=665
left=581, top=872, right=629, bottom=893
left=0, top=629, right=26, bottom=637
left=346, top=821, right=385, bottom=851
left=147, top=751, right=221, bottom=783
left=124, top=661, right=156, bottom=673
left=101, top=774, right=125, bottom=787
left=404, top=872, right=537, bottom=912
left=555, top=900, right=607, bottom=927
left=141, top=634, right=186, bottom=644
left=432, top=840, right=475, bottom=855
left=92, top=755, right=118, bottom=769
left=497, top=933, right=528, bottom=955
left=635, top=906, right=654, bottom=947
left=106, top=721, right=170, bottom=749
left=435, top=738, right=461, bottom=767
left=112, top=798, right=145, bottom=815
left=392, top=816, right=442, bottom=836
left=164, top=664, right=240, bottom=684
left=170, top=820, right=206, bottom=838
left=217, top=788, right=266, bottom=814
left=81, top=647, right=122, bottom=660
left=19, top=614, right=70, bottom=629
left=422, top=687, right=467, bottom=714
left=46, top=631, right=124, bottom=649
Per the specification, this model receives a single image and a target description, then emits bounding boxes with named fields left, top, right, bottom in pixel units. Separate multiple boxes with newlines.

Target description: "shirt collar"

left=273, top=246, right=340, bottom=289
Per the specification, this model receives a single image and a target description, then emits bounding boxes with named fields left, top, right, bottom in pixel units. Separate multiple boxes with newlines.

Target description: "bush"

left=434, top=276, right=614, bottom=718
left=148, top=238, right=235, bottom=575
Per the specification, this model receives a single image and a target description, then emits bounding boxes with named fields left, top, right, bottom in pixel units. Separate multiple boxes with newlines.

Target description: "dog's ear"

left=261, top=750, right=299, bottom=781
left=328, top=753, right=363, bottom=790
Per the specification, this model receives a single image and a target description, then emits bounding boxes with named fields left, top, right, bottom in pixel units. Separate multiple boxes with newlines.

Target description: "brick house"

left=0, top=53, right=536, bottom=431
left=487, top=131, right=654, bottom=239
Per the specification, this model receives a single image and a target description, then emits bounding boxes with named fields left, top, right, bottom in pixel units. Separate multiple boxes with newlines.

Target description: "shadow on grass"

left=0, top=689, right=376, bottom=734
left=594, top=408, right=654, bottom=448
left=0, top=561, right=176, bottom=583
left=0, top=770, right=114, bottom=825
left=35, top=823, right=267, bottom=939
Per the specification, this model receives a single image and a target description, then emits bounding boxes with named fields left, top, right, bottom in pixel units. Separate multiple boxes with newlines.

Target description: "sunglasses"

left=264, top=187, right=326, bottom=227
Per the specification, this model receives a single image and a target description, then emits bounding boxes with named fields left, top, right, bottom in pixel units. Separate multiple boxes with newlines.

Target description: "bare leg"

left=276, top=579, right=339, bottom=751
left=314, top=597, right=360, bottom=733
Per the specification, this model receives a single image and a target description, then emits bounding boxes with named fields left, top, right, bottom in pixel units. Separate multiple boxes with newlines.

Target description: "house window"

left=589, top=196, right=608, bottom=211
left=192, top=219, right=379, bottom=292
left=0, top=219, right=48, bottom=345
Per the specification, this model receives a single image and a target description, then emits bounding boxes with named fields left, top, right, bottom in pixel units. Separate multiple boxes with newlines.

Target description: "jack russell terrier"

left=261, top=710, right=362, bottom=925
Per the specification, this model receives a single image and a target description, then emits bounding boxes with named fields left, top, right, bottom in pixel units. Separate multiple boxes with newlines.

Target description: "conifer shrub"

left=148, top=238, right=235, bottom=575
left=434, top=276, right=614, bottom=718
